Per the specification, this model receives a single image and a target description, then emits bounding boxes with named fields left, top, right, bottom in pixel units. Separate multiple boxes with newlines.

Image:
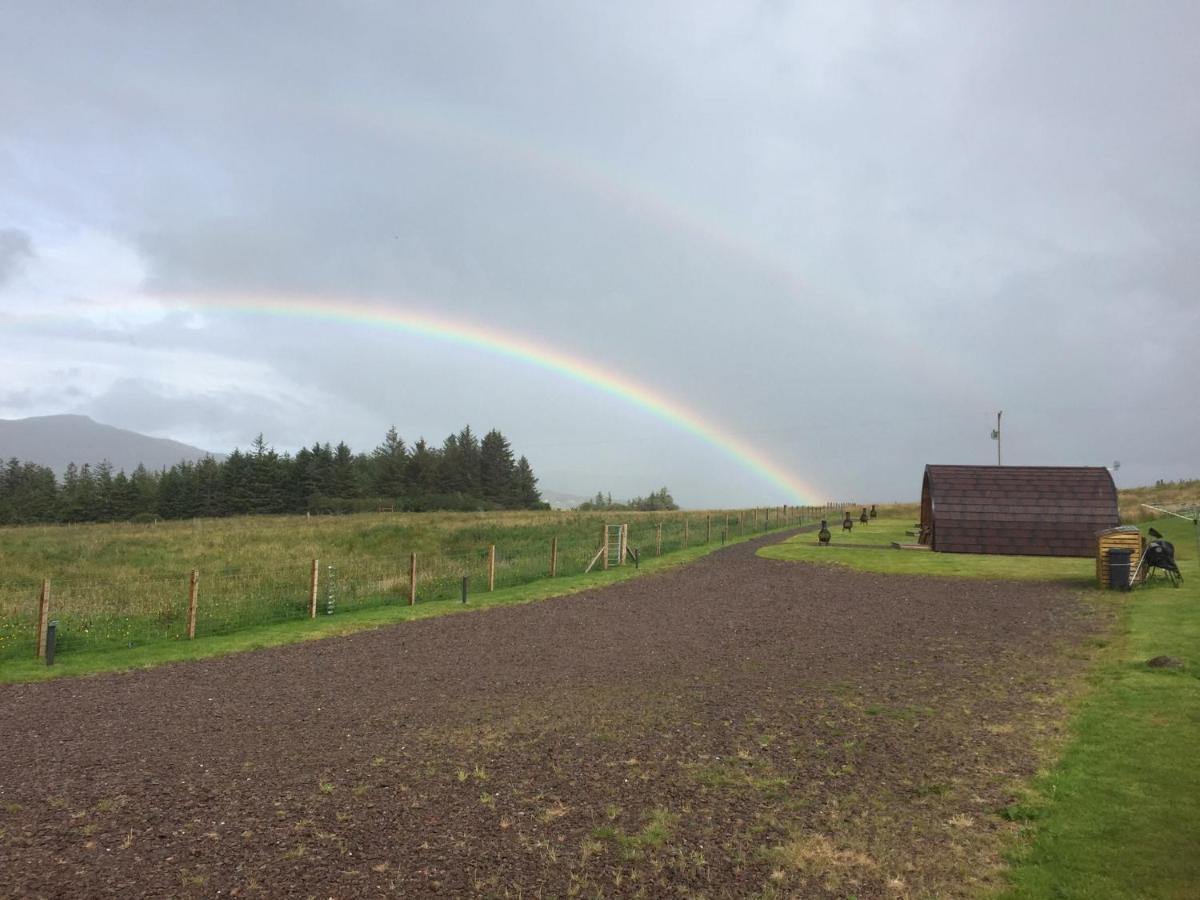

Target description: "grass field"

left=0, top=505, right=824, bottom=668
left=762, top=517, right=1097, bottom=584
left=764, top=515, right=1200, bottom=899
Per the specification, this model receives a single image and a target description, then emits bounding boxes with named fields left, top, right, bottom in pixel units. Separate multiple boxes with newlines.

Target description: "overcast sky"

left=2, top=1, right=1197, bottom=506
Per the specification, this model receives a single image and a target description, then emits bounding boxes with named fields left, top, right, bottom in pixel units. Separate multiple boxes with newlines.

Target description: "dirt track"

left=0, top=530, right=1099, bottom=898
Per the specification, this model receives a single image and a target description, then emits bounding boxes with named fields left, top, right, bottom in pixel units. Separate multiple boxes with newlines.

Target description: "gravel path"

left=0, top=530, right=1099, bottom=898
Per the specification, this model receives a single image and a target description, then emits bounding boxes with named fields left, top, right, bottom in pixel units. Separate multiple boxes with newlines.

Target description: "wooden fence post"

left=409, top=552, right=417, bottom=606
left=488, top=544, right=496, bottom=591
left=656, top=523, right=662, bottom=557
left=601, top=523, right=609, bottom=571
left=186, top=569, right=200, bottom=639
left=683, top=517, right=689, bottom=549
left=36, top=579, right=50, bottom=658
left=550, top=536, right=558, bottom=577
left=308, top=558, right=319, bottom=619
left=706, top=516, right=711, bottom=543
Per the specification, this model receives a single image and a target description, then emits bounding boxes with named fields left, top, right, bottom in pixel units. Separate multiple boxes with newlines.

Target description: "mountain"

left=0, top=415, right=221, bottom=474
left=539, top=489, right=590, bottom=510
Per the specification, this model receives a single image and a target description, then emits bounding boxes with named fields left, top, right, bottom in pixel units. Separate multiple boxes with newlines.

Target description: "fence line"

left=0, top=505, right=846, bottom=662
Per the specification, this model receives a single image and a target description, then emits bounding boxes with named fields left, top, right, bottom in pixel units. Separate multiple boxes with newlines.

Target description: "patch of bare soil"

left=0, top=531, right=1100, bottom=898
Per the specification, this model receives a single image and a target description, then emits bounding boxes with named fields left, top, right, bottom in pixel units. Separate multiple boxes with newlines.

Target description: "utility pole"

left=991, top=411, right=1002, bottom=465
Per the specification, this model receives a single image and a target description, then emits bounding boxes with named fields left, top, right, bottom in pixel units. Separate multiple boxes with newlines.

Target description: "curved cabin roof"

left=921, top=464, right=1118, bottom=557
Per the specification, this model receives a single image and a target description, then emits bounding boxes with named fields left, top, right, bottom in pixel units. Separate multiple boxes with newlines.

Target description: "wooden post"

left=186, top=569, right=200, bottom=639
left=550, top=536, right=558, bottom=577
left=706, top=516, right=711, bottom=543
left=36, top=579, right=50, bottom=658
left=656, top=523, right=662, bottom=557
left=601, top=523, right=609, bottom=571
left=683, top=517, right=689, bottom=549
left=620, top=524, right=628, bottom=565
left=409, top=552, right=417, bottom=606
left=754, top=508, right=759, bottom=528
left=308, top=559, right=319, bottom=619
left=487, top=544, right=496, bottom=591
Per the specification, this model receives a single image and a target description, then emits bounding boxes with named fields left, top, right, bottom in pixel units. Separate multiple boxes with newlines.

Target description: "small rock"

left=1146, top=656, right=1184, bottom=669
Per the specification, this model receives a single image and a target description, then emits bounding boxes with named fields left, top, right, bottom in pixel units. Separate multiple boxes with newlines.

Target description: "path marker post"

left=187, top=569, right=200, bottom=639
left=36, top=579, right=50, bottom=658
left=308, top=558, right=319, bottom=619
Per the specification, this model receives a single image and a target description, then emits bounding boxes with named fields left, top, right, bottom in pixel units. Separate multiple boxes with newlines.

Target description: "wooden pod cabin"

left=920, top=465, right=1118, bottom=557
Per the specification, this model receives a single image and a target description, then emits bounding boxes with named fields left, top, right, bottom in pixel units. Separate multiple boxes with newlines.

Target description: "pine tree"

left=222, top=450, right=254, bottom=515
left=94, top=460, right=115, bottom=521
left=129, top=464, right=159, bottom=517
left=194, top=456, right=224, bottom=517
left=333, top=442, right=366, bottom=499
left=479, top=429, right=516, bottom=505
left=437, top=427, right=481, bottom=496
left=372, top=426, right=408, bottom=498
left=406, top=438, right=438, bottom=499
left=513, top=456, right=543, bottom=508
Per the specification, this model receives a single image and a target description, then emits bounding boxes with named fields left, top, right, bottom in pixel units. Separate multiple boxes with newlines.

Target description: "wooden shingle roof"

left=922, top=464, right=1118, bottom=557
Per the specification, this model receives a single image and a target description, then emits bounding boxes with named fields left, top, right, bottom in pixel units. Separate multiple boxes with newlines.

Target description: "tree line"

left=576, top=487, right=678, bottom=512
left=0, top=425, right=545, bottom=525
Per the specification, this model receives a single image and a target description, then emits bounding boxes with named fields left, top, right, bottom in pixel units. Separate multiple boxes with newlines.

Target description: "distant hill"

left=539, top=489, right=589, bottom=510
left=1119, top=479, right=1199, bottom=523
left=0, top=415, right=221, bottom=475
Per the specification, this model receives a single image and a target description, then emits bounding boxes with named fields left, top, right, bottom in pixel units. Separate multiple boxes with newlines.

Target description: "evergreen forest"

left=0, top=426, right=545, bottom=525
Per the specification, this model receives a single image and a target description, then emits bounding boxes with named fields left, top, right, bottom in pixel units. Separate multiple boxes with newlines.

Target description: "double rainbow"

left=168, top=293, right=823, bottom=503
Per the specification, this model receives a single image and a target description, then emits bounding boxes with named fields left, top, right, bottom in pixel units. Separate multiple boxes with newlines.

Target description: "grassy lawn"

left=762, top=515, right=1200, bottom=898
left=0, top=519, right=771, bottom=683
left=761, top=517, right=1096, bottom=585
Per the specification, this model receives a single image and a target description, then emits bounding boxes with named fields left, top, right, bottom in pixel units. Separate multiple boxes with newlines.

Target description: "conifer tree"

left=480, top=429, right=516, bottom=504
left=372, top=426, right=408, bottom=498
left=406, top=438, right=439, bottom=498
left=513, top=455, right=543, bottom=508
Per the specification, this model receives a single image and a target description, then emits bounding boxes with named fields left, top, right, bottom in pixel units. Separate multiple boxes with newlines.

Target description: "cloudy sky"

left=1, top=1, right=1196, bottom=505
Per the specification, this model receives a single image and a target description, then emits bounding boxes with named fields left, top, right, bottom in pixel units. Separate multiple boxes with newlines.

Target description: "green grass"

left=761, top=514, right=1200, bottom=898
left=1000, top=516, right=1200, bottom=900
left=0, top=514, right=788, bottom=683
left=760, top=518, right=1095, bottom=584
left=0, top=506, right=816, bottom=662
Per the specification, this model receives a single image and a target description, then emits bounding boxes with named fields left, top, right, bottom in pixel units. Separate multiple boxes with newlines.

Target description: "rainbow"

left=163, top=292, right=824, bottom=503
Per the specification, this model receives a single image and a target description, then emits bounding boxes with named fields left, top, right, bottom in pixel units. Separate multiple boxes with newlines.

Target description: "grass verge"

left=999, top=517, right=1200, bottom=899
left=0, top=523, right=780, bottom=684
left=761, top=515, right=1200, bottom=897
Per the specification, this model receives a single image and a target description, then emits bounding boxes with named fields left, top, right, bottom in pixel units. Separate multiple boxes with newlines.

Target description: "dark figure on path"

left=818, top=520, right=831, bottom=545
left=860, top=507, right=869, bottom=525
left=842, top=512, right=853, bottom=532
left=870, top=504, right=877, bottom=519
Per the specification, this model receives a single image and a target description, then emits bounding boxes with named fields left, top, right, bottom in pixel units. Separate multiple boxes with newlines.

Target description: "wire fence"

left=0, top=505, right=843, bottom=663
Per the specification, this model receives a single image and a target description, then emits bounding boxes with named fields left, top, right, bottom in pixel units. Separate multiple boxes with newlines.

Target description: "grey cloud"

left=2, top=2, right=1198, bottom=502
left=0, top=228, right=34, bottom=285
